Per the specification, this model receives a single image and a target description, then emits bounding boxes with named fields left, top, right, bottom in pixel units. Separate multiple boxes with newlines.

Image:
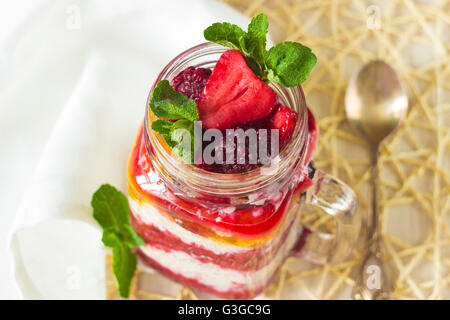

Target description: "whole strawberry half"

left=197, top=50, right=277, bottom=130
left=269, top=104, right=298, bottom=150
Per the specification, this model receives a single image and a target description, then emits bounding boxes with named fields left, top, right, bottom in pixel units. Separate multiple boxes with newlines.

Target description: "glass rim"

left=143, top=42, right=309, bottom=197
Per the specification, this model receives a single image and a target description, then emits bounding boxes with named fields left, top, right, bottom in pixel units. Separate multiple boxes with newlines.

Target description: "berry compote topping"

left=170, top=66, right=211, bottom=102
left=197, top=121, right=271, bottom=174
left=196, top=105, right=299, bottom=174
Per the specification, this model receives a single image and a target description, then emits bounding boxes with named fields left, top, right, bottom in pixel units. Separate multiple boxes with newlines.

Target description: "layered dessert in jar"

left=126, top=14, right=356, bottom=299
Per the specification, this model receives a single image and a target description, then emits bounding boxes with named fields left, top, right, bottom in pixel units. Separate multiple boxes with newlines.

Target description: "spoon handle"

left=351, top=147, right=391, bottom=300
left=369, top=148, right=381, bottom=251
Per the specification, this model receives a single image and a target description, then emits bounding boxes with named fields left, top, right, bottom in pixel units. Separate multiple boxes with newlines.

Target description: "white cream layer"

left=139, top=213, right=301, bottom=292
left=129, top=197, right=301, bottom=255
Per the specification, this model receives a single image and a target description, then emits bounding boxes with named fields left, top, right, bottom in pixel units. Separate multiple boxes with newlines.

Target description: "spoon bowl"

left=345, top=60, right=408, bottom=144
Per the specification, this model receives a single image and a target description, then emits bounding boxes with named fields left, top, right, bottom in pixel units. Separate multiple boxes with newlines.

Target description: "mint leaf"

left=265, top=42, right=317, bottom=87
left=112, top=243, right=137, bottom=298
left=151, top=119, right=173, bottom=136
left=151, top=120, right=177, bottom=148
left=150, top=80, right=199, bottom=121
left=91, top=184, right=129, bottom=229
left=204, top=22, right=247, bottom=51
left=245, top=13, right=268, bottom=66
left=171, top=119, right=195, bottom=142
left=91, top=184, right=144, bottom=298
left=102, top=226, right=144, bottom=248
left=171, top=120, right=195, bottom=163
left=102, top=229, right=121, bottom=247
left=152, top=118, right=196, bottom=163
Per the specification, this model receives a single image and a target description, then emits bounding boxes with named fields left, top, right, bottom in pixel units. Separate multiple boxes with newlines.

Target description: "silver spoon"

left=345, top=60, right=408, bottom=300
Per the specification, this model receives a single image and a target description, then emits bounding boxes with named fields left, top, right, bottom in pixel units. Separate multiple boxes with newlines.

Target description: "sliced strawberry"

left=269, top=104, right=298, bottom=150
left=197, top=50, right=277, bottom=130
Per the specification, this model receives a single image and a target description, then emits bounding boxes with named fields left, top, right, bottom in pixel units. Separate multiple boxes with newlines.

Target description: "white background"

left=0, top=0, right=248, bottom=299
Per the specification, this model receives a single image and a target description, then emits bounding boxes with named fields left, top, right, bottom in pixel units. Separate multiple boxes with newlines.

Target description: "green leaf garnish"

left=203, top=22, right=247, bottom=51
left=91, top=184, right=144, bottom=298
left=150, top=80, right=199, bottom=121
left=112, top=244, right=137, bottom=298
left=204, top=13, right=317, bottom=87
left=151, top=120, right=177, bottom=148
left=265, top=42, right=317, bottom=87
left=149, top=80, right=199, bottom=163
left=245, top=13, right=268, bottom=66
left=170, top=119, right=195, bottom=163
left=102, top=225, right=145, bottom=248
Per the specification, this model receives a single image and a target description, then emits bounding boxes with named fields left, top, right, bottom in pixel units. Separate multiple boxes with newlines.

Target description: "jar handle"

left=294, top=169, right=360, bottom=264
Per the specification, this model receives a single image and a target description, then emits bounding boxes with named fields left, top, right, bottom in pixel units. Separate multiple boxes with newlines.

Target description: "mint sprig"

left=91, top=184, right=144, bottom=298
left=204, top=13, right=316, bottom=87
left=203, top=22, right=246, bottom=51
left=150, top=80, right=199, bottom=121
left=149, top=80, right=199, bottom=163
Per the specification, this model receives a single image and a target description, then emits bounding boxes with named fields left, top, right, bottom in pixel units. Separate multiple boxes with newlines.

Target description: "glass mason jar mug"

left=127, top=43, right=360, bottom=299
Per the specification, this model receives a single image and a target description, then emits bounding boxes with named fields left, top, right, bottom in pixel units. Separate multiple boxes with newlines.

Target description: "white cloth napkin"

left=4, top=0, right=249, bottom=299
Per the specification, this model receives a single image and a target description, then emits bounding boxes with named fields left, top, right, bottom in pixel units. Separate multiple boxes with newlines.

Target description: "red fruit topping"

left=197, top=50, right=277, bottom=130
left=269, top=105, right=298, bottom=150
left=170, top=66, right=211, bottom=102
left=305, top=107, right=318, bottom=163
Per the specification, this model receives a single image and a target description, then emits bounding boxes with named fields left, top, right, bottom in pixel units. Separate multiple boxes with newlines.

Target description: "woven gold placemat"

left=107, top=0, right=450, bottom=300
